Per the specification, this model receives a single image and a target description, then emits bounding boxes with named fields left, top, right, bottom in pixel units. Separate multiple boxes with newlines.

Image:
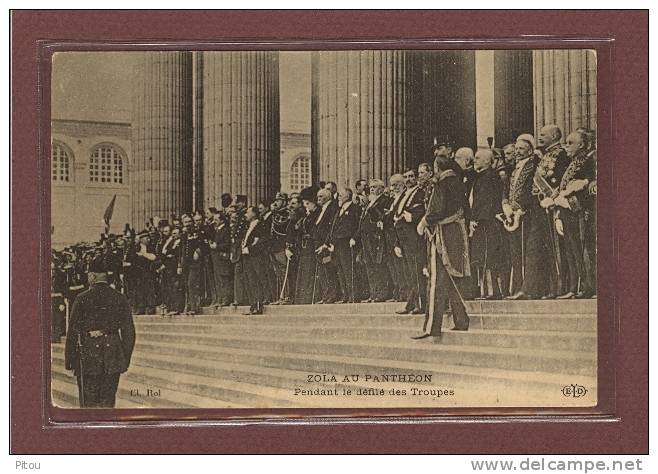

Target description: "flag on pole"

left=102, top=194, right=117, bottom=233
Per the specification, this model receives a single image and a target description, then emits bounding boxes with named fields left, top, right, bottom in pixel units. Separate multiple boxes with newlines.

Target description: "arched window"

left=51, top=142, right=71, bottom=182
left=89, top=145, right=125, bottom=184
left=290, top=154, right=311, bottom=192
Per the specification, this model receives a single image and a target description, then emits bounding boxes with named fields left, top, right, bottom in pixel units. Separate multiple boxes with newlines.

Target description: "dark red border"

left=11, top=10, right=647, bottom=454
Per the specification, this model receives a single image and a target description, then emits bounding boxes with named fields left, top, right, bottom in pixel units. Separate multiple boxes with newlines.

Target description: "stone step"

left=50, top=351, right=227, bottom=409
left=51, top=352, right=290, bottom=409
left=192, top=300, right=596, bottom=316
left=134, top=322, right=596, bottom=352
left=51, top=344, right=597, bottom=407
left=131, top=330, right=596, bottom=376
left=135, top=312, right=596, bottom=332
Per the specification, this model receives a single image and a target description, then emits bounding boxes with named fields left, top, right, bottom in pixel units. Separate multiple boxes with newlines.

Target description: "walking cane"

left=412, top=253, right=422, bottom=311
left=350, top=246, right=355, bottom=303
left=77, top=332, right=85, bottom=407
left=279, top=257, right=291, bottom=302
left=520, top=220, right=525, bottom=281
left=311, top=259, right=319, bottom=304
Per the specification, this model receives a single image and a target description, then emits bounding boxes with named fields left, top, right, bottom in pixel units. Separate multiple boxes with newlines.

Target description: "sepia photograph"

left=49, top=48, right=598, bottom=410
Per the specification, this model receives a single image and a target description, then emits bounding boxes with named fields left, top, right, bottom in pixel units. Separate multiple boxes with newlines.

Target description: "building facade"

left=51, top=119, right=131, bottom=248
left=51, top=49, right=596, bottom=245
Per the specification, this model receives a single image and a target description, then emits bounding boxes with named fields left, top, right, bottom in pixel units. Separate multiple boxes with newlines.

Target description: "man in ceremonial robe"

left=533, top=125, right=572, bottom=298
left=382, top=174, right=409, bottom=303
left=503, top=134, right=540, bottom=298
left=414, top=156, right=471, bottom=339
left=549, top=130, right=597, bottom=298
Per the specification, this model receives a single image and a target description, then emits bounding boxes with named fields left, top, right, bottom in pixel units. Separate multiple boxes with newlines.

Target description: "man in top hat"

left=64, top=254, right=135, bottom=407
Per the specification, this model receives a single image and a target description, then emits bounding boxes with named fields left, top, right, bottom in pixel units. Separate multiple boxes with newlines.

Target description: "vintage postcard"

left=49, top=49, right=598, bottom=410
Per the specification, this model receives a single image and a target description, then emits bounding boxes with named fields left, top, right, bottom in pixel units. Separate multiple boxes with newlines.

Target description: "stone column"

left=200, top=51, right=280, bottom=208
left=311, top=50, right=410, bottom=186
left=311, top=50, right=478, bottom=184
left=131, top=52, right=193, bottom=229
left=193, top=52, right=204, bottom=211
left=494, top=50, right=534, bottom=147
left=533, top=49, right=597, bottom=136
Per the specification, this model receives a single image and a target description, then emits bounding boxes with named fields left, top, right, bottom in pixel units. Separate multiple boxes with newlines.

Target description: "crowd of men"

left=52, top=124, right=597, bottom=341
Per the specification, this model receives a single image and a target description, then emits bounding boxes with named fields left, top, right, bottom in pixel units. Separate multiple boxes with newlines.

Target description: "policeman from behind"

left=64, top=254, right=136, bottom=408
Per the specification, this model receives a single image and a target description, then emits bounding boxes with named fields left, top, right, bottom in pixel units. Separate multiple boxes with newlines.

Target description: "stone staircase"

left=51, top=300, right=597, bottom=409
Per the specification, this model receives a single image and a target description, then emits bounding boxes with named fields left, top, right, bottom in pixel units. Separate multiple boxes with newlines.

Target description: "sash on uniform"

left=429, top=209, right=471, bottom=278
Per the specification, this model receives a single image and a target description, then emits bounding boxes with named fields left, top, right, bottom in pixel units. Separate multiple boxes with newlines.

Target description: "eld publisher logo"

left=561, top=384, right=588, bottom=398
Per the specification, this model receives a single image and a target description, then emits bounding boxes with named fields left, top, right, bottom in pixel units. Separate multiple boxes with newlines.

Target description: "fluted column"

left=533, top=49, right=597, bottom=135
left=131, top=52, right=193, bottom=229
left=193, top=52, right=204, bottom=210
left=311, top=51, right=410, bottom=186
left=201, top=51, right=280, bottom=208
left=494, top=50, right=534, bottom=147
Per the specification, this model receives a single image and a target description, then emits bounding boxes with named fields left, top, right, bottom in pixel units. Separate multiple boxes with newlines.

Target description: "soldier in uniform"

left=229, top=205, right=249, bottom=306
left=178, top=214, right=205, bottom=315
left=209, top=212, right=233, bottom=307
left=51, top=253, right=68, bottom=343
left=270, top=193, right=292, bottom=304
left=64, top=255, right=135, bottom=408
left=284, top=195, right=305, bottom=303
left=414, top=155, right=471, bottom=339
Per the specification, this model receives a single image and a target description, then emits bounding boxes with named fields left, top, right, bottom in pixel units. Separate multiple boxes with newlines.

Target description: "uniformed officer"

left=64, top=255, right=136, bottom=408
left=414, top=155, right=471, bottom=339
